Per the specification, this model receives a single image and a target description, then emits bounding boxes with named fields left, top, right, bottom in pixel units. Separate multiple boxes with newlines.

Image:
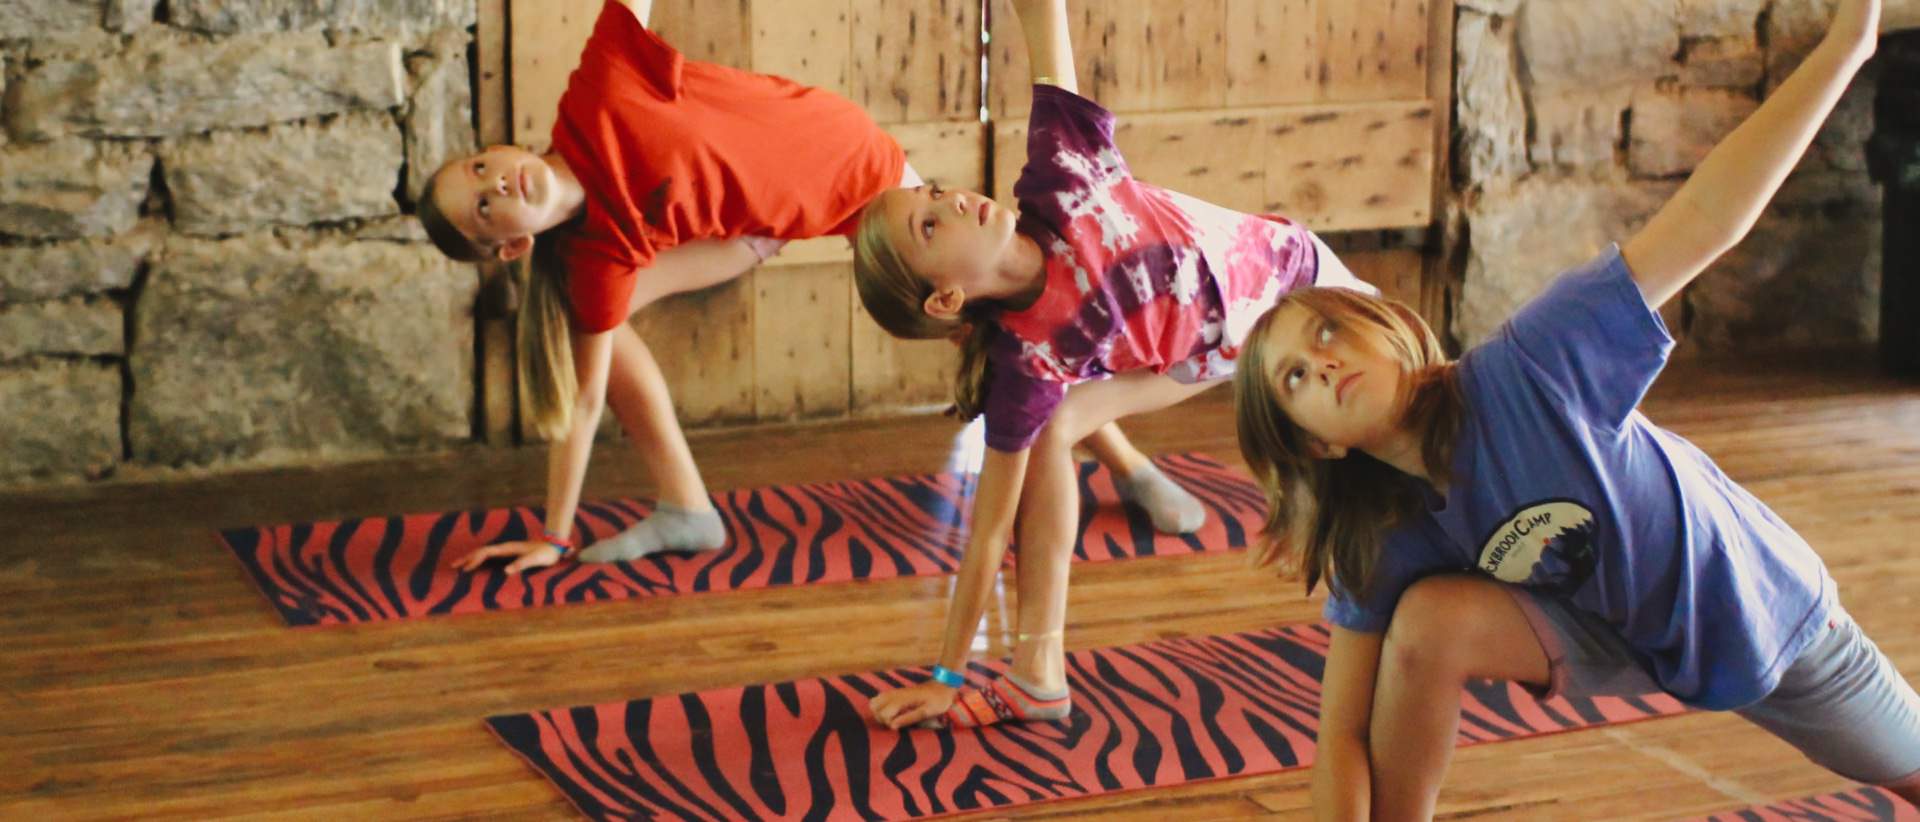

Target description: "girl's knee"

left=1381, top=576, right=1496, bottom=675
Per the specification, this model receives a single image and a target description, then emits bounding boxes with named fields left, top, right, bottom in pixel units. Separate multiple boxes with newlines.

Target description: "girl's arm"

left=540, top=329, right=617, bottom=551
left=452, top=329, right=615, bottom=573
left=1012, top=0, right=1079, bottom=93
left=1312, top=625, right=1384, bottom=821
left=613, top=0, right=653, bottom=27
left=1621, top=0, right=1878, bottom=309
left=870, top=446, right=1030, bottom=728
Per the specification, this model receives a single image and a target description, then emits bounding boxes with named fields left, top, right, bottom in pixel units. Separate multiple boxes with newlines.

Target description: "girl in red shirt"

left=419, top=0, right=1197, bottom=573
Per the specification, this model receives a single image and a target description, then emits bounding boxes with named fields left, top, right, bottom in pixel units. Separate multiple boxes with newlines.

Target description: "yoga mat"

left=1699, top=788, right=1917, bottom=822
left=219, top=453, right=1263, bottom=627
left=486, top=622, right=1687, bottom=821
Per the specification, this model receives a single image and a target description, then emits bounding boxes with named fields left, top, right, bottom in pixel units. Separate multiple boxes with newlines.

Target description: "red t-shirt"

left=550, top=1, right=906, bottom=333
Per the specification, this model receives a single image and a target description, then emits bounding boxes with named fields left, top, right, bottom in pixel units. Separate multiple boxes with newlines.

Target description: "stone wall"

left=0, top=0, right=478, bottom=485
left=1451, top=0, right=1900, bottom=350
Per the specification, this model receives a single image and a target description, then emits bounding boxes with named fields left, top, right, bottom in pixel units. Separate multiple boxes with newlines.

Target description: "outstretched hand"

left=449, top=539, right=563, bottom=574
left=869, top=680, right=959, bottom=729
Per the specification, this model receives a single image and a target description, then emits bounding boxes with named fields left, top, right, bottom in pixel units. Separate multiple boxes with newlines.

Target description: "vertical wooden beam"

left=750, top=0, right=852, bottom=96
left=476, top=0, right=514, bottom=445
left=1224, top=0, right=1320, bottom=108
left=755, top=263, right=853, bottom=420
left=850, top=0, right=982, bottom=124
left=509, top=0, right=598, bottom=153
left=1422, top=0, right=1459, bottom=334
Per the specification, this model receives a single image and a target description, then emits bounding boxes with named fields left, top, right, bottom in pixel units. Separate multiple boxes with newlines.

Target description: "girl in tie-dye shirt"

left=855, top=0, right=1374, bottom=733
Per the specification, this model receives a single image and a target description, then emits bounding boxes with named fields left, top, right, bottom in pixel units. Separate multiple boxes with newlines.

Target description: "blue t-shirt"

left=1324, top=245, right=1835, bottom=710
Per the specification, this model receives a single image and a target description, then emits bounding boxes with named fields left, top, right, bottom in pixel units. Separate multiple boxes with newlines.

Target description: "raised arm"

left=613, top=0, right=653, bottom=27
left=1011, top=0, right=1079, bottom=93
left=1621, top=0, right=1879, bottom=309
left=870, top=446, right=1030, bottom=728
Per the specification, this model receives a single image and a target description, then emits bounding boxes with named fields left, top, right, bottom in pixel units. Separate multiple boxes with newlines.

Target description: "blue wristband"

left=929, top=664, right=965, bottom=688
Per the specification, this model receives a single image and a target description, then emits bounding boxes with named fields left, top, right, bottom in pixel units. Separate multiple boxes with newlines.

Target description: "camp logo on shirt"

left=1477, top=499, right=1599, bottom=595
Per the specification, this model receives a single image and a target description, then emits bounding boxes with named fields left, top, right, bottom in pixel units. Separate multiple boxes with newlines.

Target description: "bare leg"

left=1006, top=373, right=1217, bottom=689
left=1368, top=576, right=1550, bottom=820
left=604, top=323, right=710, bottom=510
left=1078, top=421, right=1207, bottom=534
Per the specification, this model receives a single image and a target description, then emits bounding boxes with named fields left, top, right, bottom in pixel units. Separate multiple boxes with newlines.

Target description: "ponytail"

left=515, top=237, right=578, bottom=439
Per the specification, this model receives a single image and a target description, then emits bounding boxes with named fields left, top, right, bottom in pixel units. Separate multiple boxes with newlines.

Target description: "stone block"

left=1529, top=86, right=1633, bottom=174
left=1679, top=35, right=1764, bottom=88
left=6, top=29, right=403, bottom=140
left=403, top=34, right=476, bottom=205
left=1455, top=11, right=1531, bottom=186
left=1629, top=86, right=1759, bottom=178
left=0, top=139, right=152, bottom=239
left=0, top=360, right=120, bottom=484
left=1519, top=0, right=1681, bottom=93
left=0, top=297, right=122, bottom=361
left=131, top=234, right=475, bottom=466
left=1687, top=207, right=1880, bottom=350
left=0, top=221, right=158, bottom=302
left=1677, top=0, right=1765, bottom=39
left=168, top=0, right=476, bottom=36
left=0, top=0, right=100, bottom=38
left=162, top=111, right=403, bottom=236
left=1458, top=177, right=1678, bottom=345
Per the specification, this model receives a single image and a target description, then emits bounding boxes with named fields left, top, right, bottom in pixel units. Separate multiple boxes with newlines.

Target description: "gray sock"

left=1113, top=463, right=1207, bottom=534
left=576, top=502, right=727, bottom=562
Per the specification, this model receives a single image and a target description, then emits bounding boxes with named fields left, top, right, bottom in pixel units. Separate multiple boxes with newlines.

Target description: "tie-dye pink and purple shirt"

left=983, top=85, right=1320, bottom=452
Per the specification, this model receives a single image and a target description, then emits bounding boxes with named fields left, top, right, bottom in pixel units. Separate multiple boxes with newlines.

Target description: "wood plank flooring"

left=3, top=353, right=1916, bottom=820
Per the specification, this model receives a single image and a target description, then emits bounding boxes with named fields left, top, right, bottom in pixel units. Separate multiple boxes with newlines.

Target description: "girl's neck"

left=541, top=150, right=588, bottom=225
left=1363, top=424, right=1442, bottom=494
left=993, top=232, right=1049, bottom=310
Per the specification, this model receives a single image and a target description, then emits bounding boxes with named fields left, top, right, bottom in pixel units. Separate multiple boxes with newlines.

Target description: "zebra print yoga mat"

left=218, top=453, right=1264, bottom=627
left=487, top=622, right=1687, bottom=821
left=1700, top=788, right=1917, bottom=821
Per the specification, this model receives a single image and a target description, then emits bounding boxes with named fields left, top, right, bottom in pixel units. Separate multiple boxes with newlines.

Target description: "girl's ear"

left=496, top=234, right=534, bottom=262
left=922, top=285, right=966, bottom=320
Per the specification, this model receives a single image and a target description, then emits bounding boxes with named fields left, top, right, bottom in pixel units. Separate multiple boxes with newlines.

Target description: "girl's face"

left=875, top=183, right=1020, bottom=304
left=1255, top=302, right=1407, bottom=457
left=429, top=145, right=566, bottom=257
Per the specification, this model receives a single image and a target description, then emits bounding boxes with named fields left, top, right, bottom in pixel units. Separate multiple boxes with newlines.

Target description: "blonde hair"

left=851, top=197, right=997, bottom=419
left=417, top=165, right=577, bottom=440
left=1231, top=287, right=1463, bottom=598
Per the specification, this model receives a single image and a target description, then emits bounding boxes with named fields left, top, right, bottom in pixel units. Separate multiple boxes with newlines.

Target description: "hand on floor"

left=448, top=540, right=562, bottom=574
left=869, top=680, right=959, bottom=729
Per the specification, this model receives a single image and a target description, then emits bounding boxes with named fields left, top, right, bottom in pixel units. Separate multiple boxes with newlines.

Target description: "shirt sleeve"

left=586, top=0, right=684, bottom=101
left=1321, top=523, right=1453, bottom=633
left=1010, top=85, right=1130, bottom=218
left=982, top=358, right=1068, bottom=453
left=1491, top=244, right=1674, bottom=430
left=564, top=237, right=638, bottom=334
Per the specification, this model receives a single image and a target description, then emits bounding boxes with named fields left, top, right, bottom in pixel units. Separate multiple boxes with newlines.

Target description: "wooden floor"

left=4, top=354, right=1918, bottom=820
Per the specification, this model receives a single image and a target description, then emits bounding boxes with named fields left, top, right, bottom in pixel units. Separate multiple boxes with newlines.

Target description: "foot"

left=1113, top=463, right=1206, bottom=534
left=923, top=672, right=1072, bottom=729
left=576, top=501, right=726, bottom=562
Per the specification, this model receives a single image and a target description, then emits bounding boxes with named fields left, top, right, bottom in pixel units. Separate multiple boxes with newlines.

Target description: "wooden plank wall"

left=496, top=0, right=1452, bottom=434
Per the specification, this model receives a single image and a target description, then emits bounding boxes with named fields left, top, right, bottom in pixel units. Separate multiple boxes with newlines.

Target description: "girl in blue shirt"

left=1232, top=0, right=1920, bottom=816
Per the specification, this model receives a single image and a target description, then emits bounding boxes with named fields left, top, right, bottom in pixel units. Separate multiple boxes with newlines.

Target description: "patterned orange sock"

left=931, top=673, right=1072, bottom=729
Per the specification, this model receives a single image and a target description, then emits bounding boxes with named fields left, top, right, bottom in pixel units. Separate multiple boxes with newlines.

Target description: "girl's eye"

left=1317, top=324, right=1334, bottom=346
left=921, top=217, right=935, bottom=240
left=474, top=161, right=486, bottom=175
left=1284, top=367, right=1304, bottom=392
left=477, top=197, right=490, bottom=217
left=928, top=182, right=944, bottom=199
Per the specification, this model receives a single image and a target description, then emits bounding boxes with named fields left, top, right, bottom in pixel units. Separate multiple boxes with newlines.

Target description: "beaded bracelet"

left=541, top=529, right=573, bottom=556
left=929, top=664, right=965, bottom=689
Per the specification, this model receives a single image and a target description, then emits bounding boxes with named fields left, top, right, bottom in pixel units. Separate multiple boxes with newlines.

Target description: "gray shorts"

left=1506, top=587, right=1920, bottom=787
